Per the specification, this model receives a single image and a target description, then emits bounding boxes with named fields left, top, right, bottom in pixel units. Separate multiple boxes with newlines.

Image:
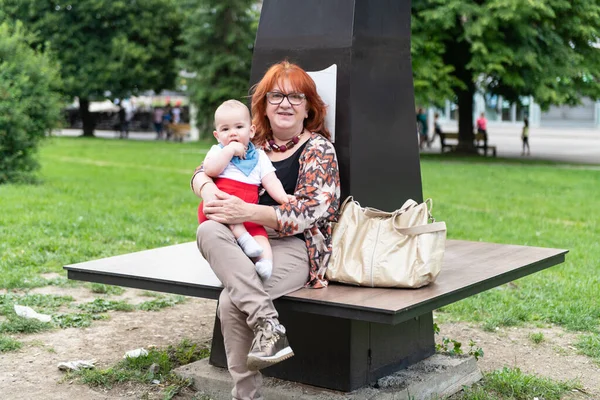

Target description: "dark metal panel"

left=349, top=0, right=423, bottom=208
left=368, top=313, right=435, bottom=381
left=66, top=270, right=222, bottom=301
left=261, top=307, right=355, bottom=391
left=255, top=0, right=354, bottom=49
left=250, top=0, right=422, bottom=210
left=209, top=309, right=437, bottom=392
left=209, top=314, right=228, bottom=368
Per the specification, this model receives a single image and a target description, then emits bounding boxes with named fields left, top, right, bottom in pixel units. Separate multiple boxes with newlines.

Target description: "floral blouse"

left=191, top=133, right=341, bottom=288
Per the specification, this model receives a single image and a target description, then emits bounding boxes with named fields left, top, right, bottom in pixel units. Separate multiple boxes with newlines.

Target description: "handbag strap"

left=394, top=221, right=446, bottom=235
left=364, top=199, right=417, bottom=218
left=339, top=196, right=356, bottom=211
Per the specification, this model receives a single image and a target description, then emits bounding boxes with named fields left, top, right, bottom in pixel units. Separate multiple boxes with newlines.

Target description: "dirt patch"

left=438, top=322, right=600, bottom=397
left=0, top=285, right=217, bottom=399
left=2, top=286, right=598, bottom=399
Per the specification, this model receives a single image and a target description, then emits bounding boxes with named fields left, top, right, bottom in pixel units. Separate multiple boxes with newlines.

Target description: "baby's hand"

left=228, top=142, right=247, bottom=159
left=285, top=194, right=297, bottom=204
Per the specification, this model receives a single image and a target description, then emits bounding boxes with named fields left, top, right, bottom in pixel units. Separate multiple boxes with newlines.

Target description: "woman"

left=191, top=60, right=340, bottom=400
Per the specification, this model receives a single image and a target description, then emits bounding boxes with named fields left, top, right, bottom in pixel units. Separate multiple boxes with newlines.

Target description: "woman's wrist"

left=247, top=203, right=279, bottom=230
left=198, top=181, right=215, bottom=198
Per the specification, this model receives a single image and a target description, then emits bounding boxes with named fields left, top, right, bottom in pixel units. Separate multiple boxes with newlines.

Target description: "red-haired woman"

left=191, top=60, right=340, bottom=399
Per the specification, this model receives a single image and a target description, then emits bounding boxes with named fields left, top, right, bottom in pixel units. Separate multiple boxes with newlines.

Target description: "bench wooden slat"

left=64, top=240, right=566, bottom=324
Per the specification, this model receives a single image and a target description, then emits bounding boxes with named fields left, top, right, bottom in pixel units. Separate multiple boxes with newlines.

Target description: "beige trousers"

left=197, top=221, right=309, bottom=400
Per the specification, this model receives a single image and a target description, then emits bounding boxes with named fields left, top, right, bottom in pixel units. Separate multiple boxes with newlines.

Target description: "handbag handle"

left=340, top=196, right=356, bottom=211
left=394, top=221, right=446, bottom=235
left=364, top=199, right=418, bottom=218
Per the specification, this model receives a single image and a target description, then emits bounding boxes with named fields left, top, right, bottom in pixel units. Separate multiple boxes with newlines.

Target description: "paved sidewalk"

left=422, top=124, right=600, bottom=165
left=56, top=127, right=600, bottom=165
left=54, top=128, right=163, bottom=142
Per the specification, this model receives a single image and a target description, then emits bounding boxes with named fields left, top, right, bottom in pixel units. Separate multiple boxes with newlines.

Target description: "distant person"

left=430, top=112, right=442, bottom=146
left=416, top=108, right=428, bottom=150
left=118, top=105, right=127, bottom=139
left=476, top=112, right=488, bottom=152
left=153, top=106, right=164, bottom=139
left=521, top=117, right=530, bottom=156
left=476, top=112, right=488, bottom=140
left=172, top=102, right=182, bottom=124
left=163, top=102, right=173, bottom=140
left=123, top=103, right=135, bottom=138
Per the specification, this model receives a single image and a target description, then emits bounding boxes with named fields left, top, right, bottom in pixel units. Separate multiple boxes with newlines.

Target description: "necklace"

left=267, top=128, right=304, bottom=152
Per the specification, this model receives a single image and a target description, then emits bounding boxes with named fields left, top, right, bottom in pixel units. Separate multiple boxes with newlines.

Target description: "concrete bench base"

left=174, top=353, right=483, bottom=400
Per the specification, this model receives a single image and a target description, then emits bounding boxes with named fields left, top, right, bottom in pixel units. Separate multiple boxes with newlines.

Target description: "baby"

left=197, top=100, right=293, bottom=280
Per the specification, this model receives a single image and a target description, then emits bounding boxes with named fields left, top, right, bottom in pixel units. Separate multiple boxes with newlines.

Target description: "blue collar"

left=220, top=142, right=259, bottom=176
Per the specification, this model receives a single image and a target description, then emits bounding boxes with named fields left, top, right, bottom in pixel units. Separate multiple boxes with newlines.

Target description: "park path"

left=56, top=126, right=600, bottom=165
left=423, top=123, right=600, bottom=165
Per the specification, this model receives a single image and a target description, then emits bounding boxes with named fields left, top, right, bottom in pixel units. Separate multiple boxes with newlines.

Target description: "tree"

left=412, top=0, right=600, bottom=151
left=178, top=0, right=258, bottom=138
left=1, top=0, right=182, bottom=137
left=0, top=22, right=63, bottom=183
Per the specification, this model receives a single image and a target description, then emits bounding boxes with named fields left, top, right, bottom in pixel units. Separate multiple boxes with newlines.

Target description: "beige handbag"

left=327, top=197, right=447, bottom=288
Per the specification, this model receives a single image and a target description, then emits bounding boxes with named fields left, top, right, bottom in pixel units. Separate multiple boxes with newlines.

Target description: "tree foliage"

left=412, top=0, right=600, bottom=148
left=0, top=22, right=63, bottom=184
left=178, top=0, right=258, bottom=137
left=1, top=0, right=182, bottom=136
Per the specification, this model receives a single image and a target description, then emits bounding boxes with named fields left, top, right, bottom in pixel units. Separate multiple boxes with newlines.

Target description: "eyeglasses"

left=266, top=92, right=306, bottom=106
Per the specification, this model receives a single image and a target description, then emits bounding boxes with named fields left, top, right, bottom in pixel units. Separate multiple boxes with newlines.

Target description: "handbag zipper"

left=370, top=223, right=382, bottom=287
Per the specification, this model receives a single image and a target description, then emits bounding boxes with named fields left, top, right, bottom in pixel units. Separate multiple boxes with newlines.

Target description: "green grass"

left=52, top=312, right=109, bottom=328
left=0, top=335, right=22, bottom=352
left=421, top=156, right=600, bottom=335
left=137, top=295, right=186, bottom=311
left=70, top=339, right=209, bottom=398
left=1, top=137, right=599, bottom=393
left=528, top=332, right=545, bottom=344
left=0, top=137, right=210, bottom=289
left=77, top=298, right=135, bottom=313
left=0, top=293, right=75, bottom=315
left=89, top=283, right=125, bottom=295
left=1, top=138, right=598, bottom=336
left=453, top=367, right=581, bottom=399
left=575, top=333, right=600, bottom=362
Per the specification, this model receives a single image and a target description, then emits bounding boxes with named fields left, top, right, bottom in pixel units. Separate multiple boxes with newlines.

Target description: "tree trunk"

left=456, top=85, right=476, bottom=153
left=79, top=98, right=96, bottom=137
left=443, top=23, right=478, bottom=154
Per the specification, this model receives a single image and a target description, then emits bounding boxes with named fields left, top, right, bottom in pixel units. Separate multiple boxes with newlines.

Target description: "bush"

left=0, top=21, right=63, bottom=184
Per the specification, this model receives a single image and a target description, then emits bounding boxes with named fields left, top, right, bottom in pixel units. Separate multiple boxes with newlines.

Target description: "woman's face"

left=266, top=78, right=309, bottom=136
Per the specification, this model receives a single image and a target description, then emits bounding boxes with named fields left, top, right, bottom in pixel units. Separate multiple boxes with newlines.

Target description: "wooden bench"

left=168, top=123, right=191, bottom=142
left=439, top=132, right=497, bottom=157
left=64, top=240, right=566, bottom=392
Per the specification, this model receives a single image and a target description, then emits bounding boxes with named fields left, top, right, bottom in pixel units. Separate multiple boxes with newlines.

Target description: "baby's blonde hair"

left=214, top=100, right=250, bottom=128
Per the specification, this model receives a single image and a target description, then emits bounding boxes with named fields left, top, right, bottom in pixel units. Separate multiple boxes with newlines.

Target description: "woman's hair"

left=250, top=60, right=330, bottom=145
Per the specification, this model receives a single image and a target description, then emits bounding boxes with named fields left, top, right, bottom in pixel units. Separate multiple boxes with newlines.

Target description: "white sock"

left=255, top=259, right=273, bottom=281
left=237, top=232, right=264, bottom=258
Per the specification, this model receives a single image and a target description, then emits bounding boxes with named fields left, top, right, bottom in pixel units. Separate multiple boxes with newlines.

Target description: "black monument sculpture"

left=210, top=0, right=428, bottom=391
left=251, top=0, right=422, bottom=209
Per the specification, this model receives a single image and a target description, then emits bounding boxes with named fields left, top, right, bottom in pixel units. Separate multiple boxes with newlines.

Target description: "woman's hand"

left=203, top=192, right=251, bottom=225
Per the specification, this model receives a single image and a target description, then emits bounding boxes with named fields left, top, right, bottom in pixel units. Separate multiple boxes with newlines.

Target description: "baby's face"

left=213, top=108, right=255, bottom=147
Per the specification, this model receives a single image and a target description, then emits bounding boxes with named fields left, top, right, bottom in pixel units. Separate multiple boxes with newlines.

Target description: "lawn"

left=421, top=154, right=600, bottom=338
left=1, top=137, right=599, bottom=357
left=0, top=137, right=207, bottom=289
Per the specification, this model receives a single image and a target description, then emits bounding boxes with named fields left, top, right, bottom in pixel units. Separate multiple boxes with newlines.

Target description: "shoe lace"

left=252, top=320, right=278, bottom=351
